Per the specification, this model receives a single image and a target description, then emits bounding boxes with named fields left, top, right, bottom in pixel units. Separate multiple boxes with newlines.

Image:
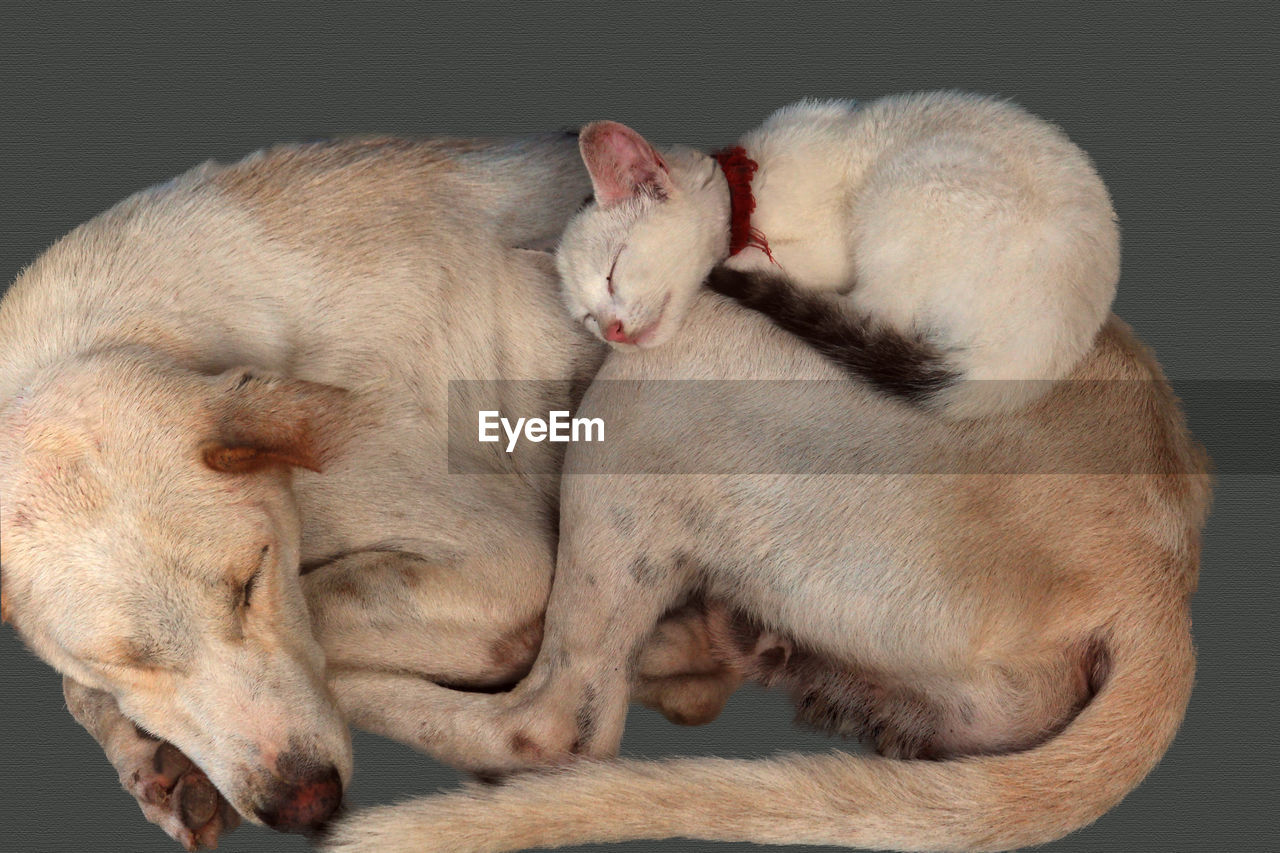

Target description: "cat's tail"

left=320, top=589, right=1193, bottom=853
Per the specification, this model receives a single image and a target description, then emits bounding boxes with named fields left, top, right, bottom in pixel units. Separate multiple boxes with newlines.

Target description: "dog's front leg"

left=303, top=548, right=550, bottom=689
left=303, top=548, right=561, bottom=771
left=451, top=513, right=695, bottom=772
left=62, top=676, right=241, bottom=850
left=303, top=550, right=737, bottom=772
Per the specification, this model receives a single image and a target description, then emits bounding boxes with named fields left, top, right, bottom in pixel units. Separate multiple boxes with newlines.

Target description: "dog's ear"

left=203, top=369, right=352, bottom=475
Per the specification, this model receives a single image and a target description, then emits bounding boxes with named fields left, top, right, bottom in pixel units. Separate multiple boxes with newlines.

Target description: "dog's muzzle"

left=254, top=762, right=343, bottom=834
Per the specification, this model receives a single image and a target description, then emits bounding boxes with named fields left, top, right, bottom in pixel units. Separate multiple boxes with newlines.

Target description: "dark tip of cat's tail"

left=857, top=336, right=960, bottom=407
left=705, top=266, right=959, bottom=408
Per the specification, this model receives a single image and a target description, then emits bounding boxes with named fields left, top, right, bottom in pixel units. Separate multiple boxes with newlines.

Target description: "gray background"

left=2, top=3, right=1276, bottom=851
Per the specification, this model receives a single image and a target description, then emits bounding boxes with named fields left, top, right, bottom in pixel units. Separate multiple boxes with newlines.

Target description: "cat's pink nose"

left=603, top=319, right=636, bottom=344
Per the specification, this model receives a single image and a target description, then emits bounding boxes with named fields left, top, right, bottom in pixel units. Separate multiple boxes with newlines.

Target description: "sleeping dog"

left=0, top=134, right=739, bottom=849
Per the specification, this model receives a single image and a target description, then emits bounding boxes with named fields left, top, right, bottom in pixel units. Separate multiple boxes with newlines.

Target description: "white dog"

left=0, top=135, right=740, bottom=849
left=1, top=127, right=1210, bottom=853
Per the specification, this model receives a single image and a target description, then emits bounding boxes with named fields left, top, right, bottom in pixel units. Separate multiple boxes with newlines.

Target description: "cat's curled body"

left=557, top=91, right=1120, bottom=416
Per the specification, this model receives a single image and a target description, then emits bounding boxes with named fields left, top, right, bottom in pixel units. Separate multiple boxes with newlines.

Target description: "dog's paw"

left=119, top=732, right=241, bottom=850
left=636, top=670, right=741, bottom=726
left=499, top=674, right=631, bottom=772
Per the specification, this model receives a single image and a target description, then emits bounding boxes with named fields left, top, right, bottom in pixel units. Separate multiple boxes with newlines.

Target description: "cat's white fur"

left=557, top=91, right=1120, bottom=416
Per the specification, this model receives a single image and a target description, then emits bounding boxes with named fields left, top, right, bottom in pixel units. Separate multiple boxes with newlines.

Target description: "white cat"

left=556, top=91, right=1120, bottom=416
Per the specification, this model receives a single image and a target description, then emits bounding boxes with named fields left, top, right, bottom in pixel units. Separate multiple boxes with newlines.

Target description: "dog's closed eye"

left=240, top=569, right=259, bottom=609
left=237, top=545, right=269, bottom=611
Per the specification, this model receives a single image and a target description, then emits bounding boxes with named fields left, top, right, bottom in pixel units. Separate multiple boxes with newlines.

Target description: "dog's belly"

left=711, top=606, right=1106, bottom=761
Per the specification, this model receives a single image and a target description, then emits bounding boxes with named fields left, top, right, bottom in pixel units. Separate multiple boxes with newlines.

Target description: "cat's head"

left=557, top=122, right=730, bottom=349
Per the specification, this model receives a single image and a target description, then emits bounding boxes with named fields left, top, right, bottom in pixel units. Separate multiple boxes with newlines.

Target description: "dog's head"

left=1, top=350, right=353, bottom=832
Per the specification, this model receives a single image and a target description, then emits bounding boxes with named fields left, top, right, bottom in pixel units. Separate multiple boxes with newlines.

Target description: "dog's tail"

left=322, top=590, right=1193, bottom=853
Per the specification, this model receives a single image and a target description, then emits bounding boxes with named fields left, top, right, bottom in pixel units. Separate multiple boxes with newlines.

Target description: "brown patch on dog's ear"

left=202, top=443, right=321, bottom=474
left=204, top=369, right=352, bottom=475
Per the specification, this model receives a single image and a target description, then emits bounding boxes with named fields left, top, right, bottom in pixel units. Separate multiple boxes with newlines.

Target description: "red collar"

left=712, top=146, right=777, bottom=264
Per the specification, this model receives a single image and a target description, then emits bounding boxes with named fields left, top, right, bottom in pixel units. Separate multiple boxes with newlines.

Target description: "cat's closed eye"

left=606, top=248, right=623, bottom=296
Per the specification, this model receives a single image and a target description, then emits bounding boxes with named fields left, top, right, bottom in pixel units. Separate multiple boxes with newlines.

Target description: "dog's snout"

left=254, top=764, right=343, bottom=834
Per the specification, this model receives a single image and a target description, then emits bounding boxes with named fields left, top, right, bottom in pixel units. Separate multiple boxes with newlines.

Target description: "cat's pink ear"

left=579, top=121, right=672, bottom=206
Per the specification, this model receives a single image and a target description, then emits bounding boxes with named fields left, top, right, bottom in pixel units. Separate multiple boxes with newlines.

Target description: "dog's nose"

left=255, top=764, right=343, bottom=834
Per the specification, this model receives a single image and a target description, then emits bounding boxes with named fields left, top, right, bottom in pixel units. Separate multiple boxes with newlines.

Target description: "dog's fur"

left=0, top=136, right=740, bottom=848
left=324, top=290, right=1211, bottom=845
left=2, top=132, right=1210, bottom=853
